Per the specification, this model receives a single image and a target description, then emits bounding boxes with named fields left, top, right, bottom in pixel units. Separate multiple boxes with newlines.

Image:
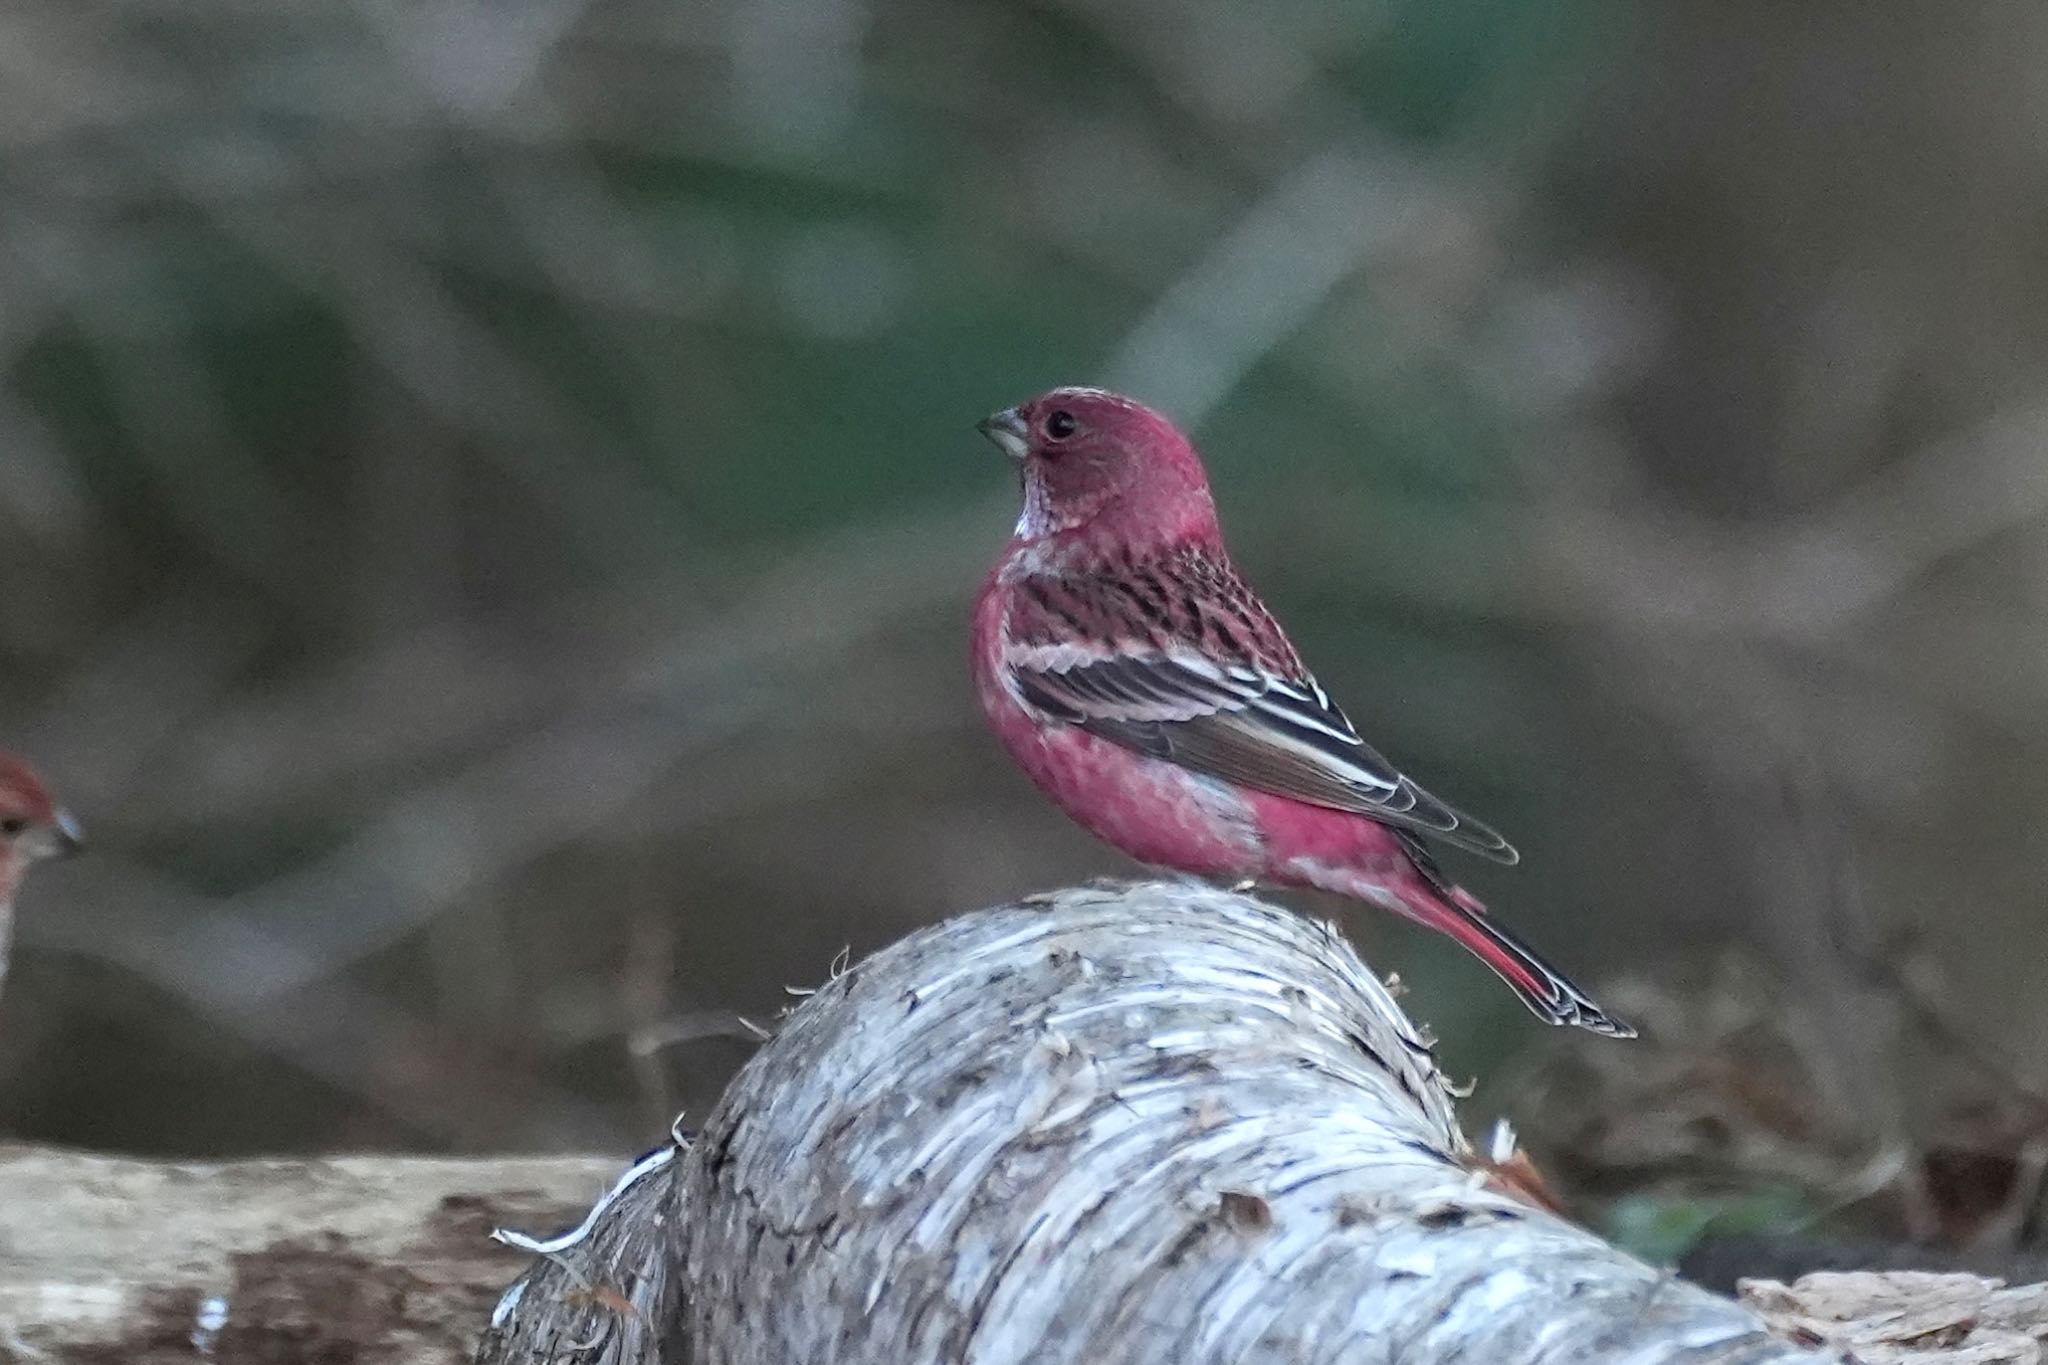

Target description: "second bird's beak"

left=45, top=809, right=84, bottom=860
left=976, top=407, right=1030, bottom=460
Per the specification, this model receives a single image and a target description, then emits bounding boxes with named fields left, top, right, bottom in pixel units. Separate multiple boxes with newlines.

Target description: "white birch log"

left=483, top=879, right=1851, bottom=1364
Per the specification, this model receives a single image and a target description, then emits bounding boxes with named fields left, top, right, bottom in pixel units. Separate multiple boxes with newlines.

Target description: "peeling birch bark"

left=485, top=880, right=1853, bottom=1365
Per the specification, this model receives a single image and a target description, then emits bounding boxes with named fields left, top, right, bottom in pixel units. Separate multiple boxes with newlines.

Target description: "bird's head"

left=978, top=388, right=1219, bottom=550
left=0, top=755, right=81, bottom=899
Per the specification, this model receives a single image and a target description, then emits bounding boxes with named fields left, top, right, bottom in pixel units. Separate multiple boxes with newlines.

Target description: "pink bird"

left=971, top=387, right=1632, bottom=1037
left=0, top=754, right=83, bottom=999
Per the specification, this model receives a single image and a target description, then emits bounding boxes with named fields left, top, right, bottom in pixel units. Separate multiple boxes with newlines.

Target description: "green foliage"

left=1602, top=1186, right=1823, bottom=1267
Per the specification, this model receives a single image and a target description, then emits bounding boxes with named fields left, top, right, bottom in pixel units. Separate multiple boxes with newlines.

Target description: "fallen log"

left=481, top=880, right=1851, bottom=1364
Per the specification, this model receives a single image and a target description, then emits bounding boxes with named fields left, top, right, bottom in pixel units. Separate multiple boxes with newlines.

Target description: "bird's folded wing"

left=1011, top=651, right=1518, bottom=864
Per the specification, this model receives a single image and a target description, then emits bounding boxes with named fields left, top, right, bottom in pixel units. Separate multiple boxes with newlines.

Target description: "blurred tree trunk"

left=0, top=1145, right=621, bottom=1362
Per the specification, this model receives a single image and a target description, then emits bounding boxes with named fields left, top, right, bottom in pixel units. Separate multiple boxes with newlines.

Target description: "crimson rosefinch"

left=0, top=754, right=82, bottom=999
left=972, top=387, right=1632, bottom=1037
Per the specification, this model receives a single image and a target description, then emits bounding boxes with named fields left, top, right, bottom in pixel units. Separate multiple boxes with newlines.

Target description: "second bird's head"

left=978, top=387, right=1218, bottom=547
left=0, top=754, right=81, bottom=903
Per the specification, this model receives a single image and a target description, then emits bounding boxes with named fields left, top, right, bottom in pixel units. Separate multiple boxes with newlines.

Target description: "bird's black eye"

left=0, top=818, right=24, bottom=836
left=1043, top=410, right=1077, bottom=441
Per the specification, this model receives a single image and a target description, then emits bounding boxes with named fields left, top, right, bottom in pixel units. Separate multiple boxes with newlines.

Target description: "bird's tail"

left=1340, top=832, right=1636, bottom=1038
left=1414, top=889, right=1636, bottom=1038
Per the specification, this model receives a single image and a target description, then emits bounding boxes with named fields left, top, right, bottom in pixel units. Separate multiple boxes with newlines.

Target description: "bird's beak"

left=976, top=407, right=1030, bottom=460
left=41, top=809, right=84, bottom=860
